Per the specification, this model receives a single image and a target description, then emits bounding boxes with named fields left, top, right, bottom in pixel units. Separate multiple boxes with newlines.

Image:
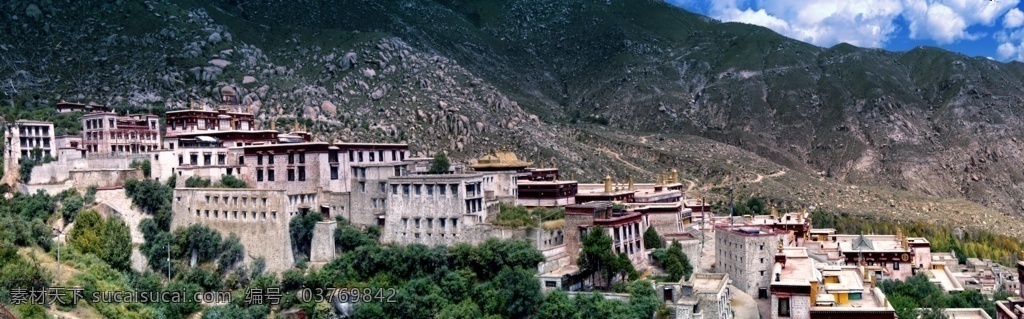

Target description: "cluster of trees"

left=68, top=210, right=133, bottom=270
left=879, top=274, right=1012, bottom=318
left=494, top=204, right=566, bottom=228
left=0, top=187, right=56, bottom=250
left=577, top=226, right=639, bottom=290
left=811, top=210, right=1024, bottom=266
left=712, top=196, right=768, bottom=216
left=651, top=241, right=694, bottom=282
left=183, top=175, right=249, bottom=188
left=125, top=178, right=174, bottom=229
left=643, top=227, right=663, bottom=249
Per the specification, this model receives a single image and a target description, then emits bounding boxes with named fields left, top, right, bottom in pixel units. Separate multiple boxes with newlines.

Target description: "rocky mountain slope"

left=1, top=0, right=1022, bottom=236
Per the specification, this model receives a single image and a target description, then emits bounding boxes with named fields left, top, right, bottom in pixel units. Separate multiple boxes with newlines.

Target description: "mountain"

left=1, top=0, right=1022, bottom=237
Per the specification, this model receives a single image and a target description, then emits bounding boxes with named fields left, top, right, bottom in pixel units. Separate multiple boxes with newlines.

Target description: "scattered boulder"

left=242, top=76, right=257, bottom=84
left=341, top=52, right=358, bottom=70
left=209, top=59, right=231, bottom=68
left=208, top=32, right=223, bottom=44
left=362, top=68, right=376, bottom=78
left=25, top=4, right=42, bottom=19
left=321, top=100, right=337, bottom=116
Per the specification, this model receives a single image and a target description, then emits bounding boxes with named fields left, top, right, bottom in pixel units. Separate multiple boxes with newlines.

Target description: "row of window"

left=400, top=217, right=459, bottom=229
left=255, top=152, right=305, bottom=165
left=349, top=150, right=404, bottom=163
left=195, top=209, right=276, bottom=221
left=398, top=232, right=459, bottom=239
left=199, top=195, right=269, bottom=207
left=18, top=126, right=50, bottom=136
left=256, top=167, right=306, bottom=182
left=287, top=193, right=317, bottom=206
left=180, top=152, right=227, bottom=166
left=390, top=184, right=461, bottom=197
left=84, top=118, right=115, bottom=130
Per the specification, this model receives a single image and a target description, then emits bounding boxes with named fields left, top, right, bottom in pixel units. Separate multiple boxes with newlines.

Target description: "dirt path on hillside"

left=595, top=147, right=650, bottom=174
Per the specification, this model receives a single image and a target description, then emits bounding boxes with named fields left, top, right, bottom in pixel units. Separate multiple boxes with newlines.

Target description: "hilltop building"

left=81, top=111, right=162, bottom=155
left=4, top=120, right=56, bottom=165
left=55, top=101, right=110, bottom=113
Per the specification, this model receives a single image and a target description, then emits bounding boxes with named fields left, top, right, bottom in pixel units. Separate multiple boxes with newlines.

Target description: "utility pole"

left=729, top=178, right=735, bottom=225
left=167, top=241, right=171, bottom=279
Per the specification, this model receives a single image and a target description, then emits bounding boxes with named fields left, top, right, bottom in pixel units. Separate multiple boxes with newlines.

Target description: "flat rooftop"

left=689, top=273, right=729, bottom=294
left=775, top=247, right=817, bottom=287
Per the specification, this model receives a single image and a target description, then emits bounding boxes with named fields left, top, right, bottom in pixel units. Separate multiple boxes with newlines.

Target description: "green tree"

left=536, top=290, right=576, bottom=319
left=435, top=299, right=484, bottom=319
left=577, top=226, right=617, bottom=288
left=428, top=152, right=450, bottom=174
left=643, top=227, right=663, bottom=249
left=69, top=209, right=105, bottom=256
left=289, top=211, right=323, bottom=260
left=130, top=159, right=152, bottom=178
left=60, top=194, right=83, bottom=222
left=102, top=217, right=133, bottom=270
left=662, top=240, right=694, bottom=281
left=218, top=233, right=245, bottom=272
left=492, top=267, right=542, bottom=318
left=628, top=280, right=662, bottom=319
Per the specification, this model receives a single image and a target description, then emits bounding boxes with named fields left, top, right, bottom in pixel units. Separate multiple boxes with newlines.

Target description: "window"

left=204, top=153, right=211, bottom=166
left=392, top=150, right=397, bottom=161
left=440, top=185, right=447, bottom=196
left=450, top=184, right=458, bottom=195
left=545, top=281, right=557, bottom=288
left=258, top=155, right=263, bottom=165
left=257, top=169, right=264, bottom=181
left=349, top=150, right=354, bottom=162
left=359, top=182, right=366, bottom=193
left=298, top=152, right=305, bottom=164
left=400, top=151, right=405, bottom=161
left=403, top=185, right=410, bottom=196
left=288, top=169, right=295, bottom=181
left=379, top=182, right=386, bottom=192
left=394, top=166, right=402, bottom=176
left=402, top=218, right=408, bottom=227
left=415, top=185, right=421, bottom=196
left=298, top=167, right=306, bottom=181
left=329, top=150, right=338, bottom=163
left=178, top=154, right=184, bottom=165
left=218, top=153, right=226, bottom=165
left=415, top=218, right=421, bottom=228
left=440, top=219, right=446, bottom=228
left=427, top=218, right=433, bottom=228
left=238, top=156, right=244, bottom=165
left=778, top=298, right=790, bottom=317
left=392, top=185, right=398, bottom=195
left=452, top=218, right=458, bottom=228
left=893, top=262, right=900, bottom=270
left=369, top=152, right=375, bottom=162
left=331, top=166, right=339, bottom=180
left=427, top=185, right=434, bottom=196
left=358, top=152, right=363, bottom=162
left=849, top=293, right=863, bottom=300
left=378, top=151, right=384, bottom=162
left=268, top=155, right=274, bottom=164
left=268, top=169, right=275, bottom=181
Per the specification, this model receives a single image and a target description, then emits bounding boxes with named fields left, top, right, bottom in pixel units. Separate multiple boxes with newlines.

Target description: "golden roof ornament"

left=190, top=100, right=195, bottom=110
left=671, top=168, right=679, bottom=183
left=604, top=174, right=612, bottom=193
left=778, top=238, right=784, bottom=253
left=293, top=120, right=299, bottom=132
left=628, top=176, right=634, bottom=191
left=270, top=120, right=276, bottom=131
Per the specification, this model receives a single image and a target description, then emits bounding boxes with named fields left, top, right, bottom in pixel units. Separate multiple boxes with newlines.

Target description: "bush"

left=289, top=211, right=323, bottom=260
left=185, top=176, right=212, bottom=188
left=130, top=159, right=152, bottom=178
left=215, top=174, right=248, bottom=188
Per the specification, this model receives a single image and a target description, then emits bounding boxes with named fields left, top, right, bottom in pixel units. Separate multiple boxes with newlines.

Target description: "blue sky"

left=667, top=0, right=1024, bottom=61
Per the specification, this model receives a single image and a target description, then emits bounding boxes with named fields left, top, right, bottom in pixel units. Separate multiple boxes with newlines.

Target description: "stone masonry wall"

left=171, top=188, right=294, bottom=273
left=716, top=229, right=782, bottom=297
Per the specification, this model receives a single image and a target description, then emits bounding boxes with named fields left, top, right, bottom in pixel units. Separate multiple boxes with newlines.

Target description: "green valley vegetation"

left=711, top=196, right=769, bottom=216
left=878, top=274, right=1013, bottom=318
left=811, top=210, right=1024, bottom=266
left=67, top=209, right=133, bottom=271
left=494, top=203, right=565, bottom=228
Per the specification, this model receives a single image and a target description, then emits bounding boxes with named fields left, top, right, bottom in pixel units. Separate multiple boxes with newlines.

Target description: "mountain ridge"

left=2, top=0, right=1022, bottom=237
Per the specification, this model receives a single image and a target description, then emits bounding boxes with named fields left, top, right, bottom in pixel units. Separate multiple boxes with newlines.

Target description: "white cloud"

left=686, top=0, right=1019, bottom=48
left=1004, top=8, right=1024, bottom=28
left=997, top=41, right=1018, bottom=59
